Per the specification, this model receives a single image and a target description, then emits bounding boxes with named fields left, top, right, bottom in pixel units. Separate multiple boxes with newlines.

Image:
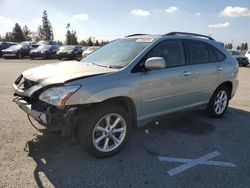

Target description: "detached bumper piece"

left=15, top=98, right=77, bottom=136
left=15, top=99, right=49, bottom=124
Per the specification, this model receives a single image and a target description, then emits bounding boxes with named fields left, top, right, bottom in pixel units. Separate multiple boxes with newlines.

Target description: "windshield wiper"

left=89, top=62, right=123, bottom=69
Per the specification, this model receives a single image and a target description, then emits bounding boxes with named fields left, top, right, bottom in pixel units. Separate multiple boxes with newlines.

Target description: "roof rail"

left=163, top=32, right=215, bottom=41
left=126, top=34, right=148, bottom=37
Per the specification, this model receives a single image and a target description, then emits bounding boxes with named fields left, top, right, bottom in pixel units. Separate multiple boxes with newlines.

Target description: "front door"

left=139, top=39, right=193, bottom=121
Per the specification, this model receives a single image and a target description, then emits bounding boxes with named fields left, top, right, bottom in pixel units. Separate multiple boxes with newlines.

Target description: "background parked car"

left=82, top=46, right=100, bottom=58
left=30, top=45, right=59, bottom=59
left=0, top=42, right=16, bottom=57
left=228, top=50, right=249, bottom=67
left=57, top=45, right=83, bottom=60
left=32, top=40, right=60, bottom=48
left=81, top=46, right=88, bottom=52
left=2, top=44, right=32, bottom=59
left=245, top=50, right=250, bottom=61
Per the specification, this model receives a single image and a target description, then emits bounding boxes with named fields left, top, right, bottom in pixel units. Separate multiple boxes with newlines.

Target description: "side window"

left=187, top=40, right=209, bottom=64
left=208, top=45, right=226, bottom=61
left=187, top=40, right=226, bottom=64
left=207, top=45, right=218, bottom=62
left=146, top=40, right=185, bottom=67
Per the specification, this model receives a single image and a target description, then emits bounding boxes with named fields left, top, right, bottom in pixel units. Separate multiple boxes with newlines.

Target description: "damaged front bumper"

left=14, top=97, right=78, bottom=136
left=15, top=99, right=49, bottom=125
left=13, top=74, right=79, bottom=136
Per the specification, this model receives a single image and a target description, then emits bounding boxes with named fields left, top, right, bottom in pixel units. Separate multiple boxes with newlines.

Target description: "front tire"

left=78, top=104, right=131, bottom=158
left=17, top=53, right=23, bottom=59
left=207, top=86, right=229, bottom=118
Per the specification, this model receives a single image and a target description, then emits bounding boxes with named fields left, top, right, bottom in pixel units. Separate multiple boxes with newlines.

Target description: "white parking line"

left=158, top=151, right=236, bottom=176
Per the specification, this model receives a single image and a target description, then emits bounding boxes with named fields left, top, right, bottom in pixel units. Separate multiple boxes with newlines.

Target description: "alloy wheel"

left=214, top=90, right=228, bottom=115
left=92, top=113, right=127, bottom=152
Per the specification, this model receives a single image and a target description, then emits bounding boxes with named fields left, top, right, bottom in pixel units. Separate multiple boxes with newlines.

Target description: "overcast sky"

left=0, top=0, right=250, bottom=46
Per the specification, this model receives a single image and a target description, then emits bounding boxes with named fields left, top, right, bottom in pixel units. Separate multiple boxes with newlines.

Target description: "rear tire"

left=78, top=104, right=131, bottom=158
left=207, top=86, right=229, bottom=118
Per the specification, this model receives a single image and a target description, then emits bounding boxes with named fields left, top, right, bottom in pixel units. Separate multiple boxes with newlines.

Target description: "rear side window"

left=187, top=40, right=225, bottom=65
left=146, top=39, right=185, bottom=67
left=208, top=45, right=226, bottom=61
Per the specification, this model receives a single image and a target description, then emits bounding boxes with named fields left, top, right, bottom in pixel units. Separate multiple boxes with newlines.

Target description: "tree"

left=65, top=23, right=78, bottom=45
left=225, top=43, right=233, bottom=50
left=95, top=40, right=100, bottom=46
left=4, top=32, right=14, bottom=41
left=101, top=40, right=109, bottom=46
left=12, top=23, right=25, bottom=42
left=79, top=40, right=87, bottom=46
left=236, top=46, right=240, bottom=50
left=245, top=43, right=248, bottom=50
left=22, top=25, right=31, bottom=41
left=38, top=10, right=54, bottom=40
left=87, top=37, right=93, bottom=46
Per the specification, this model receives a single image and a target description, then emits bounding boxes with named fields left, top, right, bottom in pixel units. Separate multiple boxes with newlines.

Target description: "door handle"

left=217, top=66, right=223, bottom=71
left=183, top=71, right=192, bottom=76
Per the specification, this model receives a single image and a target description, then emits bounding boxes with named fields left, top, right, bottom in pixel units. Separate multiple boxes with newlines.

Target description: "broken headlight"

left=39, top=85, right=80, bottom=106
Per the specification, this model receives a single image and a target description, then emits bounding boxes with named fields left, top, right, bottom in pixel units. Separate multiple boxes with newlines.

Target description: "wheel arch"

left=215, top=81, right=233, bottom=99
left=102, top=96, right=138, bottom=128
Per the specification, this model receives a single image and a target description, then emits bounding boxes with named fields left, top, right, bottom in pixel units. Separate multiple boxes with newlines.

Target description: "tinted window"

left=187, top=40, right=225, bottom=64
left=187, top=40, right=209, bottom=64
left=146, top=40, right=185, bottom=67
left=210, top=45, right=226, bottom=61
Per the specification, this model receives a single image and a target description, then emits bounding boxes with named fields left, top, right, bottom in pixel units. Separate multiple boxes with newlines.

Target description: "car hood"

left=22, top=61, right=117, bottom=85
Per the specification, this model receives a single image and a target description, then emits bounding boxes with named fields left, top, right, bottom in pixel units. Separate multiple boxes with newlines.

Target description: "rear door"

left=185, top=40, right=226, bottom=106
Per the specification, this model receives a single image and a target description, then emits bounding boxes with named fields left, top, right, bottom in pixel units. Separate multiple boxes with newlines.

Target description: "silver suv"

left=13, top=32, right=239, bottom=157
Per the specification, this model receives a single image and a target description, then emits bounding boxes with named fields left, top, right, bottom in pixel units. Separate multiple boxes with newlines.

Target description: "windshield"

left=230, top=51, right=242, bottom=56
left=60, top=46, right=75, bottom=51
left=7, top=44, right=23, bottom=50
left=36, top=45, right=51, bottom=50
left=81, top=38, right=153, bottom=68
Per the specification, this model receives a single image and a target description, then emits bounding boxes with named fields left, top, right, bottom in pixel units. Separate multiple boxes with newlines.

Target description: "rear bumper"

left=231, top=80, right=239, bottom=99
left=236, top=58, right=249, bottom=66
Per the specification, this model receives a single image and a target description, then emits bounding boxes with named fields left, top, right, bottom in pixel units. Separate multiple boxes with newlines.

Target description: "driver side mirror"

left=145, top=57, right=166, bottom=70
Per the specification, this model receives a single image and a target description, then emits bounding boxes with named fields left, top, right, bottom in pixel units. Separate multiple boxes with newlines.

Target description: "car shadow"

left=25, top=106, right=250, bottom=187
